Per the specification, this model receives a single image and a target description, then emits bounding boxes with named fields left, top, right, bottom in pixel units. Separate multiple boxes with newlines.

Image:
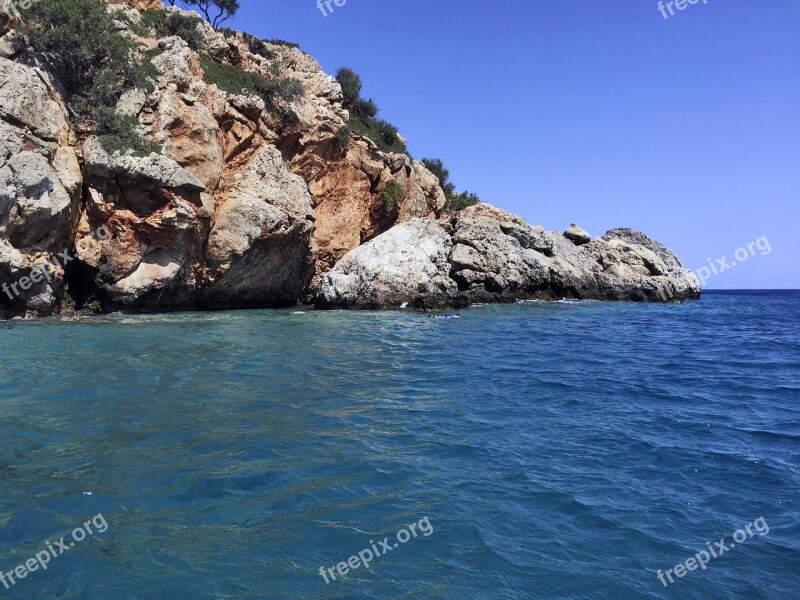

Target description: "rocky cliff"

left=0, top=0, right=700, bottom=319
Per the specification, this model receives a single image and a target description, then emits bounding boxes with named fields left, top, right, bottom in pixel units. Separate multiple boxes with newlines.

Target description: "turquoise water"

left=0, top=291, right=798, bottom=599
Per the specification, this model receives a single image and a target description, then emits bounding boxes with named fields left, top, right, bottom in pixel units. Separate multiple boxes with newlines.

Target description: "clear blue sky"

left=190, top=0, right=799, bottom=289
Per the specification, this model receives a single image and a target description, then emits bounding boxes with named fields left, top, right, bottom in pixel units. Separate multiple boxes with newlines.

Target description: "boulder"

left=0, top=57, right=71, bottom=143
left=564, top=222, right=592, bottom=245
left=0, top=61, right=81, bottom=317
left=316, top=219, right=459, bottom=309
left=74, top=138, right=209, bottom=310
left=83, top=137, right=205, bottom=192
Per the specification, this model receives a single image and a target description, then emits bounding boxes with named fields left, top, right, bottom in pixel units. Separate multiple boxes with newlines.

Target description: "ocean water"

left=0, top=291, right=798, bottom=599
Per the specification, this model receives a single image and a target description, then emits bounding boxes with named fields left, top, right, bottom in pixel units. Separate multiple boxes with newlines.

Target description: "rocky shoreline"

left=0, top=0, right=700, bottom=321
left=317, top=205, right=701, bottom=310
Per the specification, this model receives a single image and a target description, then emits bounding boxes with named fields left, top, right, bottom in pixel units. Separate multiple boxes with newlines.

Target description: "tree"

left=167, top=0, right=240, bottom=29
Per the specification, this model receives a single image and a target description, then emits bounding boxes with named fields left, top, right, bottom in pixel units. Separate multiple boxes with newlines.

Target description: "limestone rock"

left=564, top=222, right=592, bottom=245
left=316, top=205, right=701, bottom=308
left=316, top=219, right=458, bottom=309
left=0, top=67, right=81, bottom=317
left=83, top=137, right=205, bottom=191
left=150, top=87, right=223, bottom=192
left=203, top=144, right=315, bottom=307
left=75, top=137, right=209, bottom=310
left=0, top=57, right=71, bottom=143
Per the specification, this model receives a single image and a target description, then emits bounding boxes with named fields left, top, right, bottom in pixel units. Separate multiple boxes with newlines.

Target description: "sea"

left=0, top=290, right=798, bottom=599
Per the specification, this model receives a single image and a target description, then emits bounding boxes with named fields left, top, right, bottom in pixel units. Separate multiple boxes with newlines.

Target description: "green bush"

left=98, top=113, right=162, bottom=157
left=380, top=179, right=405, bottom=213
left=421, top=158, right=455, bottom=197
left=20, top=0, right=159, bottom=156
left=348, top=117, right=407, bottom=155
left=445, top=191, right=480, bottom=212
left=244, top=33, right=275, bottom=59
left=263, top=38, right=300, bottom=50
left=199, top=55, right=304, bottom=109
left=335, top=67, right=407, bottom=155
left=335, top=126, right=350, bottom=150
left=139, top=9, right=204, bottom=49
left=421, top=157, right=480, bottom=212
left=335, top=67, right=362, bottom=107
left=351, top=98, right=378, bottom=119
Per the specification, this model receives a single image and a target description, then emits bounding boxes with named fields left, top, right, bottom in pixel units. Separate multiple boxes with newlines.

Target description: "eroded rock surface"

left=316, top=206, right=701, bottom=309
left=317, top=219, right=458, bottom=309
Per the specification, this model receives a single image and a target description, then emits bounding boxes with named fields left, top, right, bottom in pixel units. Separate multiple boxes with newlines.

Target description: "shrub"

left=175, top=0, right=240, bottom=30
left=244, top=34, right=274, bottom=59
left=139, top=9, right=204, bottom=49
left=335, top=126, right=350, bottom=150
left=253, top=78, right=305, bottom=106
left=263, top=38, right=300, bottom=50
left=199, top=55, right=304, bottom=109
left=445, top=191, right=480, bottom=212
left=20, top=0, right=159, bottom=155
left=348, top=117, right=407, bottom=155
left=380, top=179, right=405, bottom=213
left=335, top=67, right=407, bottom=155
left=421, top=157, right=481, bottom=212
left=218, top=29, right=276, bottom=60
left=335, top=67, right=362, bottom=107
left=98, top=114, right=162, bottom=157
left=421, top=158, right=455, bottom=197
left=351, top=98, right=378, bottom=119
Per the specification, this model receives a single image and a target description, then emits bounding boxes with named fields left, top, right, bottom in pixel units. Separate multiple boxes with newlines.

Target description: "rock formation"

left=0, top=0, right=700, bottom=318
left=317, top=205, right=700, bottom=309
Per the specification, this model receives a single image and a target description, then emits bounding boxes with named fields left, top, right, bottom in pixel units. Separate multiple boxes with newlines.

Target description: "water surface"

left=1, top=291, right=798, bottom=599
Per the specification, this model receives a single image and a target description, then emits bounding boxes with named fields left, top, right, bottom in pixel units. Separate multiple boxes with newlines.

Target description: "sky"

left=191, top=0, right=799, bottom=289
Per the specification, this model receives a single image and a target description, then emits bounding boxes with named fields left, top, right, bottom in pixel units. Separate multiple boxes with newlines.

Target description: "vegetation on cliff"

left=335, top=67, right=407, bottom=155
left=198, top=54, right=304, bottom=110
left=421, top=158, right=480, bottom=212
left=18, top=0, right=466, bottom=205
left=19, top=0, right=159, bottom=155
left=136, top=8, right=205, bottom=49
left=380, top=179, right=406, bottom=214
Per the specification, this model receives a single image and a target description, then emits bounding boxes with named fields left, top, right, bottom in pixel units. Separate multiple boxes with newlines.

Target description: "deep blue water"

left=0, top=291, right=799, bottom=599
